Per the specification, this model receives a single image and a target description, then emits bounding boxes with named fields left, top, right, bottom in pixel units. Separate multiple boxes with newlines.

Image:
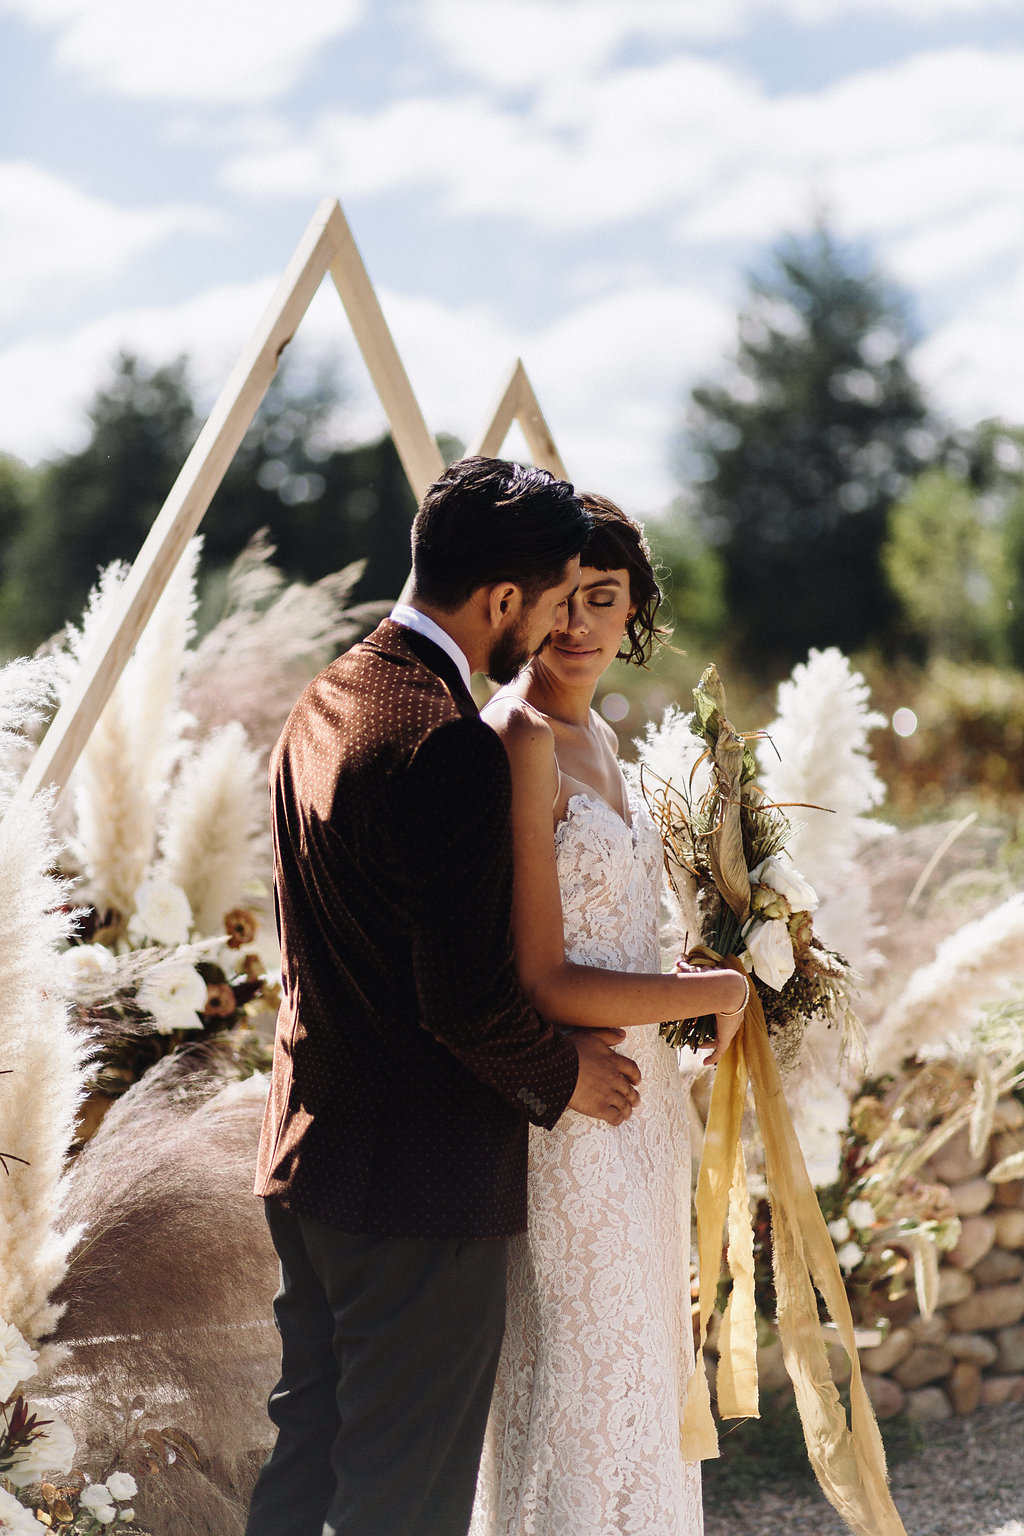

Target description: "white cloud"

left=0, top=265, right=732, bottom=514
left=221, top=56, right=758, bottom=228
left=914, top=257, right=1024, bottom=426
left=423, top=0, right=740, bottom=87
left=224, top=44, right=1024, bottom=269
left=0, top=162, right=217, bottom=321
left=423, top=0, right=1022, bottom=87
left=886, top=198, right=1024, bottom=289
left=0, top=277, right=278, bottom=464
left=0, top=0, right=363, bottom=101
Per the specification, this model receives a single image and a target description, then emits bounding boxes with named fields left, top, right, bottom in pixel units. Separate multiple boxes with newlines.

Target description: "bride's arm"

left=490, top=702, right=746, bottom=1029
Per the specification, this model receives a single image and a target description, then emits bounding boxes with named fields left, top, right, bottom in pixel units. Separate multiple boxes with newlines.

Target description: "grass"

left=700, top=1389, right=924, bottom=1507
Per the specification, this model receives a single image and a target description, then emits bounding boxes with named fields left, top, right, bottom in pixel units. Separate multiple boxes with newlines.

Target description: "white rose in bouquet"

left=80, top=1483, right=117, bottom=1523
left=742, top=916, right=796, bottom=991
left=56, top=942, right=115, bottom=989
left=137, top=956, right=206, bottom=1033
left=0, top=1323, right=37, bottom=1401
left=129, top=878, right=193, bottom=947
left=0, top=1486, right=41, bottom=1534
left=4, top=1402, right=76, bottom=1486
left=105, top=1472, right=137, bottom=1501
left=749, top=855, right=819, bottom=914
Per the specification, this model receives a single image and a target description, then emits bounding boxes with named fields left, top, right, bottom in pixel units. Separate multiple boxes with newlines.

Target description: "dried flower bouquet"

left=641, top=664, right=858, bottom=1064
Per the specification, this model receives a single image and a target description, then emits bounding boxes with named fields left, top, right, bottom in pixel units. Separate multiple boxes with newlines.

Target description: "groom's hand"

left=567, top=1031, right=641, bottom=1125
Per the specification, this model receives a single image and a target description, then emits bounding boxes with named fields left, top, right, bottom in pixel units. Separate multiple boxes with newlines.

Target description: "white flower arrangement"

left=742, top=915, right=798, bottom=991
left=0, top=1322, right=37, bottom=1402
left=56, top=942, right=116, bottom=989
left=0, top=1485, right=41, bottom=1534
left=638, top=664, right=857, bottom=1061
left=3, top=1399, right=76, bottom=1486
left=127, top=878, right=193, bottom=948
left=79, top=1483, right=117, bottom=1522
left=104, top=1473, right=137, bottom=1502
left=136, top=955, right=207, bottom=1034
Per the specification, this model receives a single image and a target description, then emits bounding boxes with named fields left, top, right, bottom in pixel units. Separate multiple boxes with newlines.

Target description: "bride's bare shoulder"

left=481, top=692, right=555, bottom=769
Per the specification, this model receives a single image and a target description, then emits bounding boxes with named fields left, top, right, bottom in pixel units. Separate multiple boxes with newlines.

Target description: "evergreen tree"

left=0, top=354, right=198, bottom=651
left=681, top=225, right=934, bottom=673
left=0, top=353, right=426, bottom=654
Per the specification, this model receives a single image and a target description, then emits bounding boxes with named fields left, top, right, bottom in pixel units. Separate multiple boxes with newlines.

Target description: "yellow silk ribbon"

left=682, top=957, right=909, bottom=1536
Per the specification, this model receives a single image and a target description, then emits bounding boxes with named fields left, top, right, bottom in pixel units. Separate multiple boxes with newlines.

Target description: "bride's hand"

left=673, top=957, right=703, bottom=976
left=701, top=1009, right=744, bottom=1067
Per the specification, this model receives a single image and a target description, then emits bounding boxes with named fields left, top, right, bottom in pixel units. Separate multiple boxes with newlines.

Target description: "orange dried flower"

left=203, top=982, right=237, bottom=1018
left=224, top=908, right=257, bottom=949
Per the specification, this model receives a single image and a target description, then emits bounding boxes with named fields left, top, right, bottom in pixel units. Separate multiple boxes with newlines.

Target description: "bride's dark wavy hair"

left=578, top=493, right=669, bottom=667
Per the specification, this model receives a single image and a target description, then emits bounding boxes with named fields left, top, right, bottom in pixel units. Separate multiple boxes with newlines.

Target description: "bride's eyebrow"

left=581, top=574, right=624, bottom=590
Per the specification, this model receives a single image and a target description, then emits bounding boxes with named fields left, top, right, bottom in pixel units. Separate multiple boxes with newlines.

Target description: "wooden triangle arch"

left=11, top=197, right=570, bottom=814
left=469, top=358, right=569, bottom=481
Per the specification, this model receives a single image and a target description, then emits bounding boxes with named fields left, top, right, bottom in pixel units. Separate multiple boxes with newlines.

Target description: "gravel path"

left=703, top=1404, right=1024, bottom=1536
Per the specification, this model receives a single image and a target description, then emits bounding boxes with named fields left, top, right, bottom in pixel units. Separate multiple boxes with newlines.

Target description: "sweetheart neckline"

left=555, top=787, right=640, bottom=844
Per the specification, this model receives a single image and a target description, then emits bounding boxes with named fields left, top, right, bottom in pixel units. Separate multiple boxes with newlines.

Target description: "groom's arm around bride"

left=245, top=456, right=640, bottom=1536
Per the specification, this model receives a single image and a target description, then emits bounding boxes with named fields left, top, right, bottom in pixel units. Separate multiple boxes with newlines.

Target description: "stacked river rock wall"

left=856, top=1099, right=1024, bottom=1422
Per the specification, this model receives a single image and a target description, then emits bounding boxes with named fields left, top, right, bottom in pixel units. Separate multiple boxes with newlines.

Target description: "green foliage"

left=0, top=454, right=40, bottom=589
left=883, top=469, right=1010, bottom=663
left=0, top=351, right=423, bottom=657
left=864, top=654, right=1024, bottom=816
left=0, top=355, right=198, bottom=651
left=679, top=223, right=934, bottom=674
left=650, top=511, right=728, bottom=653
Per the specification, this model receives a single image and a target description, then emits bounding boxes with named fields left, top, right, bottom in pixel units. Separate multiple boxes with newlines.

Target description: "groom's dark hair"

left=410, top=456, right=591, bottom=611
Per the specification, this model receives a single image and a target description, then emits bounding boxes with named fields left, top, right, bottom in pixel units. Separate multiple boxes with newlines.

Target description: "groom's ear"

left=483, top=582, right=523, bottom=629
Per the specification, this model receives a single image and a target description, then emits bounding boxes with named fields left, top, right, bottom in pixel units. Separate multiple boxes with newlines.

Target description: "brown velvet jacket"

left=255, top=619, right=580, bottom=1239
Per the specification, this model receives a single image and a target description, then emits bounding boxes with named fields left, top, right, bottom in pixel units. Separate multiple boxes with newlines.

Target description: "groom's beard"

left=486, top=614, right=534, bottom=686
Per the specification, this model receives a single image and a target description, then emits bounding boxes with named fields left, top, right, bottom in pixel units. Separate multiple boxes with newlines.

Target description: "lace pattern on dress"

left=471, top=790, right=703, bottom=1535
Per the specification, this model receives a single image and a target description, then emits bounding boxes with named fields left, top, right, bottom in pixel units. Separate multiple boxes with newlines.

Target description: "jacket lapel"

left=369, top=619, right=480, bottom=718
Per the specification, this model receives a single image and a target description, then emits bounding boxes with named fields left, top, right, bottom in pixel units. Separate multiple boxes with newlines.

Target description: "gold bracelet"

left=716, top=973, right=751, bottom=1020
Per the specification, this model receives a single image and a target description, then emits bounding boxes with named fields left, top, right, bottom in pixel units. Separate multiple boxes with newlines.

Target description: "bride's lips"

left=553, top=644, right=599, bottom=656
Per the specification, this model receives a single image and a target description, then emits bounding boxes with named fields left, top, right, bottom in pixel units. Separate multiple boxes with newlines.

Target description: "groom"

left=247, top=456, right=642, bottom=1536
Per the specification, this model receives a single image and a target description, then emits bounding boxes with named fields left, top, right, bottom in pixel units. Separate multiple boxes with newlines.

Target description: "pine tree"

left=681, top=225, right=934, bottom=673
left=0, top=354, right=425, bottom=654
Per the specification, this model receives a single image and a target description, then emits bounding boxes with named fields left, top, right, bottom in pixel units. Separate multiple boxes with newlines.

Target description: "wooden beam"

left=512, top=364, right=570, bottom=482
left=469, top=358, right=570, bottom=481
left=470, top=359, right=526, bottom=460
left=324, top=203, right=444, bottom=503
left=11, top=196, right=443, bottom=812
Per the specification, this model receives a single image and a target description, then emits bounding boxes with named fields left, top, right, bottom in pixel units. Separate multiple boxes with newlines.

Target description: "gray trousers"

left=245, top=1200, right=508, bottom=1536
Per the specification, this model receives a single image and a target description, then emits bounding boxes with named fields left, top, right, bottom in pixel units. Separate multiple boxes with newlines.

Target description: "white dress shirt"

left=389, top=603, right=473, bottom=697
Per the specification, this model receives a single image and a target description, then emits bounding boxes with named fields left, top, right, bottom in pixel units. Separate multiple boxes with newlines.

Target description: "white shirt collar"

left=389, top=603, right=473, bottom=696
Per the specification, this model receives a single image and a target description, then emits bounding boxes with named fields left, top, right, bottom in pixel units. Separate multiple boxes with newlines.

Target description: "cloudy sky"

left=2, top=0, right=1023, bottom=517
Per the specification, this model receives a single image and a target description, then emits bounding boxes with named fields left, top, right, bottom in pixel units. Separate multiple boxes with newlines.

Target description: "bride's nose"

left=562, top=595, right=588, bottom=635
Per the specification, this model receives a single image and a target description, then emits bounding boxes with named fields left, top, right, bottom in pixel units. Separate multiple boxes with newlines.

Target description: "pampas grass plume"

left=757, top=647, right=889, bottom=973
left=62, top=543, right=199, bottom=919
left=758, top=647, right=888, bottom=886
left=159, top=722, right=265, bottom=937
left=183, top=533, right=382, bottom=768
left=872, top=893, right=1024, bottom=1075
left=0, top=660, right=85, bottom=1358
left=628, top=704, right=710, bottom=948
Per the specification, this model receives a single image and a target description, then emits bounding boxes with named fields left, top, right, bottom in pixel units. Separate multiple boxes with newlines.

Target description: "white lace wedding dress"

left=470, top=788, right=703, bottom=1536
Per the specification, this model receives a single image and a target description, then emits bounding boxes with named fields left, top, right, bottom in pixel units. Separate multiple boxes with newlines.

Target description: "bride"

left=470, top=495, right=746, bottom=1536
